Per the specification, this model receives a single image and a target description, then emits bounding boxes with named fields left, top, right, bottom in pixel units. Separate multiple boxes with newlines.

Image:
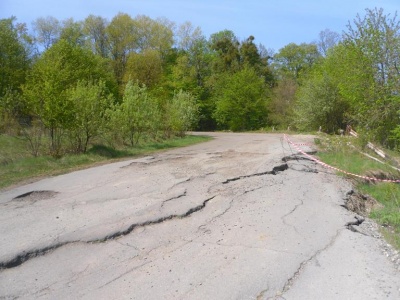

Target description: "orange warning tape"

left=284, top=134, right=400, bottom=183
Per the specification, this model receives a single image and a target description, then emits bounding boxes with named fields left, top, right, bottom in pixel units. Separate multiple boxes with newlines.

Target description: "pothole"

left=13, top=190, right=58, bottom=202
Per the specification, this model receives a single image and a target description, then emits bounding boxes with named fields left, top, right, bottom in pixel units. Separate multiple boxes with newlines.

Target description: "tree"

left=294, top=42, right=372, bottom=133
left=169, top=25, right=214, bottom=129
left=123, top=49, right=163, bottom=88
left=66, top=80, right=114, bottom=153
left=106, top=13, right=138, bottom=86
left=176, top=22, right=203, bottom=51
left=240, top=35, right=261, bottom=67
left=240, top=36, right=274, bottom=84
left=172, top=30, right=211, bottom=89
left=23, top=40, right=117, bottom=155
left=209, top=30, right=240, bottom=73
left=0, top=17, right=31, bottom=132
left=295, top=62, right=349, bottom=132
left=273, top=43, right=320, bottom=80
left=345, top=8, right=400, bottom=91
left=109, top=81, right=160, bottom=146
left=0, top=17, right=31, bottom=97
left=165, top=90, right=199, bottom=136
left=317, top=29, right=341, bottom=56
left=343, top=8, right=400, bottom=145
left=173, top=25, right=211, bottom=89
left=213, top=67, right=269, bottom=131
left=60, top=18, right=85, bottom=47
left=32, top=16, right=61, bottom=50
left=83, top=15, right=109, bottom=57
left=134, top=15, right=174, bottom=55
left=269, top=77, right=298, bottom=128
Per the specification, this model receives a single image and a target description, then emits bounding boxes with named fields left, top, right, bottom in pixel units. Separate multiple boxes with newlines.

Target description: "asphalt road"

left=0, top=132, right=399, bottom=299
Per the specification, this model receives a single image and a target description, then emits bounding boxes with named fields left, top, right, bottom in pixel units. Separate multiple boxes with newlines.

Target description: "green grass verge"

left=359, top=183, right=400, bottom=249
left=316, top=135, right=400, bottom=249
left=0, top=134, right=212, bottom=190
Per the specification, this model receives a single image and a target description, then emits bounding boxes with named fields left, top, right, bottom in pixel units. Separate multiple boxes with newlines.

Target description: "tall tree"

left=60, top=18, right=85, bottom=47
left=134, top=15, right=174, bottom=55
left=273, top=43, right=320, bottom=80
left=106, top=13, right=138, bottom=86
left=109, top=81, right=160, bottom=146
left=0, top=17, right=31, bottom=132
left=123, top=49, right=163, bottom=88
left=176, top=21, right=203, bottom=52
left=165, top=90, right=199, bottom=136
left=268, top=77, right=297, bottom=128
left=295, top=57, right=349, bottom=132
left=213, top=67, right=269, bottom=131
left=0, top=17, right=31, bottom=98
left=240, top=36, right=274, bottom=84
left=23, top=40, right=116, bottom=155
left=317, top=29, right=341, bottom=56
left=209, top=30, right=240, bottom=73
left=83, top=15, right=109, bottom=57
left=240, top=35, right=261, bottom=67
left=345, top=8, right=400, bottom=92
left=295, top=42, right=373, bottom=133
left=66, top=80, right=114, bottom=153
left=269, top=42, right=321, bottom=128
left=343, top=8, right=400, bottom=145
left=32, top=16, right=61, bottom=50
left=172, top=25, right=210, bottom=88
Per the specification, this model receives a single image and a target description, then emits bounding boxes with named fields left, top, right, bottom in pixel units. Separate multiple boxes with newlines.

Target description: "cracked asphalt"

left=0, top=132, right=399, bottom=299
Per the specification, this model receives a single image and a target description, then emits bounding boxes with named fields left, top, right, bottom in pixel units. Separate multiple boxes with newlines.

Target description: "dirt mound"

left=344, top=190, right=382, bottom=217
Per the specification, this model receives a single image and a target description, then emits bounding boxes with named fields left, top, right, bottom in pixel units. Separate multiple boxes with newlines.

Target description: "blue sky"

left=1, top=0, right=398, bottom=51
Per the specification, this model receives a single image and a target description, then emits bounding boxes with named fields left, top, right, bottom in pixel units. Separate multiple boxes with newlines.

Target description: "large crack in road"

left=222, top=163, right=289, bottom=184
left=0, top=132, right=399, bottom=300
left=0, top=161, right=291, bottom=271
left=0, top=195, right=216, bottom=270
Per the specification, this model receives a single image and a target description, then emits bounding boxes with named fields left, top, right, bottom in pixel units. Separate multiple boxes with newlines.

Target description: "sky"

left=1, top=0, right=399, bottom=52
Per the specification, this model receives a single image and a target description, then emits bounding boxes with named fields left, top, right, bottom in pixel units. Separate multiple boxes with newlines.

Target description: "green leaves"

left=341, top=8, right=400, bottom=145
left=295, top=64, right=347, bottom=132
left=23, top=40, right=117, bottom=155
left=213, top=67, right=269, bottom=131
left=166, top=90, right=199, bottom=136
left=109, top=81, right=161, bottom=146
left=0, top=17, right=30, bottom=98
left=6, top=8, right=400, bottom=158
left=273, top=43, right=320, bottom=80
left=123, top=49, right=163, bottom=88
left=66, top=80, right=114, bottom=153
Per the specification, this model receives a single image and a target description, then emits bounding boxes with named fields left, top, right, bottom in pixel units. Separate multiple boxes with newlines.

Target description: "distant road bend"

left=0, top=132, right=399, bottom=299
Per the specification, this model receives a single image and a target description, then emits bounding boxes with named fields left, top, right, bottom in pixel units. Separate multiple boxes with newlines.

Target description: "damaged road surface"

left=0, top=132, right=399, bottom=299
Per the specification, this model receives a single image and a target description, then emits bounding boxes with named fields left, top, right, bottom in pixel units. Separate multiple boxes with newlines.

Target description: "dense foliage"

left=1, top=7, right=400, bottom=156
left=296, top=8, right=400, bottom=148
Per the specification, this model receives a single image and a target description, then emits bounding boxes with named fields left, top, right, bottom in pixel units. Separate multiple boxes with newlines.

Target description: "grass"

left=0, top=134, right=212, bottom=190
left=359, top=183, right=400, bottom=249
left=315, top=134, right=400, bottom=249
left=318, top=151, right=398, bottom=176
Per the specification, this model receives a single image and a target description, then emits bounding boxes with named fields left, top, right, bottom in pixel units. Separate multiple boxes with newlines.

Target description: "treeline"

left=1, top=8, right=400, bottom=157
